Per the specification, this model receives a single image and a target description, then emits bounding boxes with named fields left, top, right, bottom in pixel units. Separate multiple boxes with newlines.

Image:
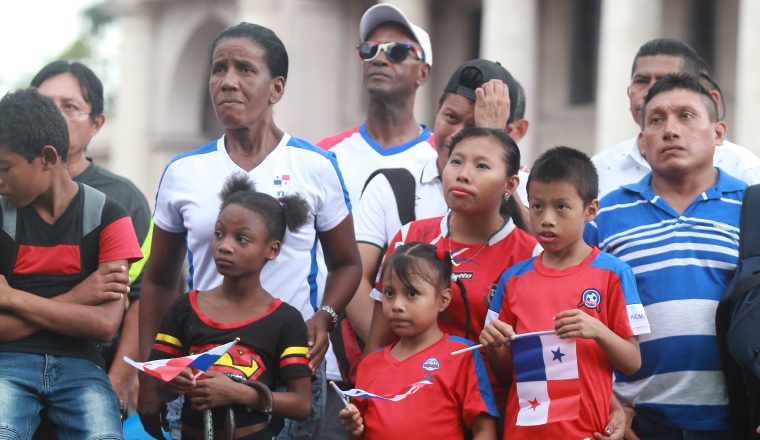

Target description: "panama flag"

left=339, top=380, right=432, bottom=402
left=274, top=175, right=291, bottom=187
left=511, top=331, right=580, bottom=426
left=124, top=340, right=238, bottom=382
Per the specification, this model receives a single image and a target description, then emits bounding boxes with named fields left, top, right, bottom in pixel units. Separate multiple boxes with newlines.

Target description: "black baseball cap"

left=443, top=59, right=518, bottom=123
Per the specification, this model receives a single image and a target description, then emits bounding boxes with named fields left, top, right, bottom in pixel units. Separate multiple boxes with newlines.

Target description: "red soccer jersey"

left=489, top=247, right=639, bottom=439
left=353, top=334, right=498, bottom=439
left=376, top=215, right=540, bottom=406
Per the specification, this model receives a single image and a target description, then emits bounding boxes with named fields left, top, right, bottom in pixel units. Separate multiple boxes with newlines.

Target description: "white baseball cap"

left=359, top=3, right=433, bottom=67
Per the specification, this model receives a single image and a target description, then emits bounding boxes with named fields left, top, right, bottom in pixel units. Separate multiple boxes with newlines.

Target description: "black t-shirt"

left=149, top=290, right=311, bottom=429
left=0, top=184, right=142, bottom=368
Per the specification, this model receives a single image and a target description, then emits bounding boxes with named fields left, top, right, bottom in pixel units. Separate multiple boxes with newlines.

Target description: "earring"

left=503, top=193, right=510, bottom=202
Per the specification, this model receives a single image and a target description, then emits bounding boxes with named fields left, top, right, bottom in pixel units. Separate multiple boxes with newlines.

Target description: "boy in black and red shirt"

left=0, top=88, right=142, bottom=439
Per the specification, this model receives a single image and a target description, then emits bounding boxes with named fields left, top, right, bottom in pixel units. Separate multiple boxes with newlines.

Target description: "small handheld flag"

left=511, top=332, right=580, bottom=426
left=329, top=381, right=352, bottom=410
left=338, top=380, right=432, bottom=402
left=124, top=339, right=239, bottom=382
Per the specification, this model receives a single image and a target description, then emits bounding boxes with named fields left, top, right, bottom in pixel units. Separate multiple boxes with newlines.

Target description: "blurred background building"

left=92, top=0, right=760, bottom=206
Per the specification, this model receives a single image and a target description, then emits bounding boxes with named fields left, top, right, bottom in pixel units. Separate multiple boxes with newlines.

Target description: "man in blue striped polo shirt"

left=584, top=73, right=744, bottom=439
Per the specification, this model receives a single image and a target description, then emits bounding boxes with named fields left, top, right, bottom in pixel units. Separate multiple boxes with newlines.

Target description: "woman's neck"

left=391, top=325, right=444, bottom=362
left=449, top=211, right=504, bottom=244
left=224, top=120, right=284, bottom=172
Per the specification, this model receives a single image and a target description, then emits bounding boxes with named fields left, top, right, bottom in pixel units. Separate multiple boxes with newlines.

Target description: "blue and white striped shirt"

left=584, top=168, right=746, bottom=431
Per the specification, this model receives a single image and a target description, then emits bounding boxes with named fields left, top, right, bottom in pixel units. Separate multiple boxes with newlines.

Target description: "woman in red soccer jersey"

left=340, top=243, right=498, bottom=439
left=364, top=127, right=540, bottom=410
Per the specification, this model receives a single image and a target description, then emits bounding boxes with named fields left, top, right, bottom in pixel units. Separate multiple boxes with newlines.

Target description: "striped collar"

left=622, top=167, right=747, bottom=203
left=439, top=211, right=516, bottom=246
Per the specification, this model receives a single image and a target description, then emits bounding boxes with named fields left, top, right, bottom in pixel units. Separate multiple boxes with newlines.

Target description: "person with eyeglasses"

left=31, top=61, right=152, bottom=420
left=591, top=38, right=760, bottom=200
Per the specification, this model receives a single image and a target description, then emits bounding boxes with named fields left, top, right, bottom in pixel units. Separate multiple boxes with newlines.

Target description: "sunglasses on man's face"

left=356, top=42, right=424, bottom=63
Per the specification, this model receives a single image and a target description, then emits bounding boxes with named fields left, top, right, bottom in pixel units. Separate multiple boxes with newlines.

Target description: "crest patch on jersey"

left=577, top=288, right=602, bottom=313
left=422, top=357, right=440, bottom=372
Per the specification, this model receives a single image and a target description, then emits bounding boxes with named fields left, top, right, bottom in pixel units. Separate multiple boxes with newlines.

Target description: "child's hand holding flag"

left=123, top=339, right=239, bottom=382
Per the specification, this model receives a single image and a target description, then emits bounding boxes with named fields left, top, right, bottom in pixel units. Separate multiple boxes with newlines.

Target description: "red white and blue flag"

left=511, top=331, right=580, bottom=426
left=274, top=175, right=291, bottom=186
left=124, top=340, right=238, bottom=382
left=338, top=380, right=432, bottom=402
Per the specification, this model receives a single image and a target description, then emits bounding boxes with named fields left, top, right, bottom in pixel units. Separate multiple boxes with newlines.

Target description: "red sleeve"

left=459, top=349, right=499, bottom=426
left=497, top=278, right=517, bottom=328
left=374, top=228, right=404, bottom=292
left=605, top=273, right=635, bottom=340
left=316, top=126, right=360, bottom=150
left=99, top=216, right=144, bottom=264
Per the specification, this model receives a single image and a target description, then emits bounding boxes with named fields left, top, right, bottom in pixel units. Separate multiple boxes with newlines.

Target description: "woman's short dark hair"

left=0, top=88, right=69, bottom=163
left=31, top=60, right=104, bottom=121
left=447, top=127, right=528, bottom=232
left=218, top=173, right=309, bottom=242
left=210, top=22, right=289, bottom=80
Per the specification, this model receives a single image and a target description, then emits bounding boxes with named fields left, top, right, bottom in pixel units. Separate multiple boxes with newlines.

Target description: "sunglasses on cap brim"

left=356, top=42, right=424, bottom=63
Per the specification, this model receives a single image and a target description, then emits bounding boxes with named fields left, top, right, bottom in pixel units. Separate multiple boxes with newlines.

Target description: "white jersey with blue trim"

left=584, top=168, right=746, bottom=431
left=153, top=133, right=351, bottom=321
left=325, top=123, right=438, bottom=206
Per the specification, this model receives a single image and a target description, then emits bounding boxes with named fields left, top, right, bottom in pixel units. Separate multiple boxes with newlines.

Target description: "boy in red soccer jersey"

left=480, top=146, right=649, bottom=439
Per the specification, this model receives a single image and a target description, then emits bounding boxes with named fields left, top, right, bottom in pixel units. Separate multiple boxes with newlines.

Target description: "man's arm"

left=136, top=225, right=187, bottom=439
left=344, top=243, right=383, bottom=342
left=0, top=260, right=129, bottom=342
left=312, top=214, right=362, bottom=371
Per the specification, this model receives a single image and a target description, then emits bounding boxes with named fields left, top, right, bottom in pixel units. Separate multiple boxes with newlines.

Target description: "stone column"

left=111, top=4, right=154, bottom=202
left=734, top=0, right=760, bottom=156
left=381, top=0, right=434, bottom=127
left=480, top=0, right=539, bottom=164
left=594, top=0, right=662, bottom=153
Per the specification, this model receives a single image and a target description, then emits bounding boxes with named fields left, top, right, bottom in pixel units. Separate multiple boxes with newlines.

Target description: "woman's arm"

left=137, top=226, right=186, bottom=439
left=344, top=242, right=383, bottom=342
left=363, top=299, right=399, bottom=355
left=312, top=214, right=362, bottom=370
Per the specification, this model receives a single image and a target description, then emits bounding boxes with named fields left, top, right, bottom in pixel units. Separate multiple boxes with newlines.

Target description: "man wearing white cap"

left=317, top=3, right=436, bottom=205
left=314, top=4, right=436, bottom=439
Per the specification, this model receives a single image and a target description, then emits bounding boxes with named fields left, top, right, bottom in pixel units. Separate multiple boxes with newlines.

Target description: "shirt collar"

left=420, top=157, right=441, bottom=184
left=439, top=211, right=516, bottom=246
left=623, top=168, right=747, bottom=202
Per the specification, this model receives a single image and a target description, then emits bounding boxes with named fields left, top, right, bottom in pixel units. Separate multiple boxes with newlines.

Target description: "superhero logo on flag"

left=577, top=288, right=602, bottom=313
left=191, top=343, right=266, bottom=380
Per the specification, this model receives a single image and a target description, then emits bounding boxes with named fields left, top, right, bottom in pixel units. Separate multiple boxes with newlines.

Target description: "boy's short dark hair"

left=0, top=88, right=70, bottom=163
left=528, top=146, right=598, bottom=206
left=31, top=60, right=105, bottom=121
left=642, top=73, right=718, bottom=127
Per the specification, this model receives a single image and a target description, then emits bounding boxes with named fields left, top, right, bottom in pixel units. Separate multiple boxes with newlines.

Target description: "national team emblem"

left=274, top=174, right=291, bottom=186
left=483, top=283, right=498, bottom=307
left=421, top=357, right=440, bottom=372
left=577, top=289, right=602, bottom=313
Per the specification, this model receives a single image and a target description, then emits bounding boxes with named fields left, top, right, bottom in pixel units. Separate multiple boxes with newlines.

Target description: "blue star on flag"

left=551, top=347, right=566, bottom=363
